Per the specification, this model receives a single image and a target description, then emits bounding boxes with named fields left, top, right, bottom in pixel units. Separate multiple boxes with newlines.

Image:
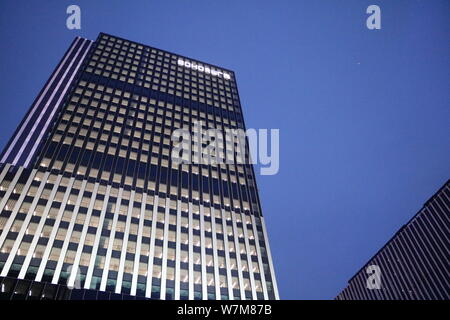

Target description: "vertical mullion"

left=200, top=205, right=207, bottom=300
left=210, top=207, right=221, bottom=300
left=250, top=214, right=268, bottom=299
left=221, top=209, right=233, bottom=299
left=84, top=185, right=111, bottom=289
left=67, top=182, right=99, bottom=287
left=260, top=216, right=280, bottom=299
left=130, top=192, right=147, bottom=296
left=115, top=190, right=135, bottom=293
left=0, top=167, right=25, bottom=213
left=188, top=202, right=194, bottom=300
left=240, top=212, right=257, bottom=299
left=18, top=174, right=63, bottom=279
left=0, top=163, right=11, bottom=186
left=174, top=200, right=181, bottom=299
left=35, top=177, right=76, bottom=282
left=145, top=195, right=159, bottom=298
left=230, top=210, right=245, bottom=299
left=160, top=197, right=170, bottom=299
left=52, top=180, right=88, bottom=284
left=100, top=188, right=123, bottom=291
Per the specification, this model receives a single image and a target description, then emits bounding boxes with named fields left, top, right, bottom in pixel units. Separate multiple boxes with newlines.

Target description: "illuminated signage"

left=177, top=59, right=231, bottom=80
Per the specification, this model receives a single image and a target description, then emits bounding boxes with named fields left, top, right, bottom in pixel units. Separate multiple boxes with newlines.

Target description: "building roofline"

left=97, top=32, right=236, bottom=75
left=346, top=178, right=450, bottom=284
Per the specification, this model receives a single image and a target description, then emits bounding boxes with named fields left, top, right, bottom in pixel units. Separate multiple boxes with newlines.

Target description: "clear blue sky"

left=0, top=0, right=448, bottom=299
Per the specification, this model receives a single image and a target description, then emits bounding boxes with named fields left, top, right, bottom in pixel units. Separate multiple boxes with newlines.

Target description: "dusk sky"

left=0, top=0, right=448, bottom=299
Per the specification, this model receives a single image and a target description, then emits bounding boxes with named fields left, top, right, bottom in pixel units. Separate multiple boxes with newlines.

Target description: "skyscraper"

left=336, top=180, right=449, bottom=300
left=0, top=33, right=279, bottom=300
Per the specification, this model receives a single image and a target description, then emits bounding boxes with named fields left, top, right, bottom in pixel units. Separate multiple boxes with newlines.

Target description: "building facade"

left=0, top=33, right=279, bottom=300
left=336, top=180, right=449, bottom=300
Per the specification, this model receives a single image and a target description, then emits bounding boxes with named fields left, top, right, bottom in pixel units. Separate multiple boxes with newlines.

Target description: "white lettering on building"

left=178, top=59, right=231, bottom=80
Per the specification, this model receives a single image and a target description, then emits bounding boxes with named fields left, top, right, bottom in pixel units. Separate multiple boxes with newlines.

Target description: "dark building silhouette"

left=337, top=180, right=449, bottom=300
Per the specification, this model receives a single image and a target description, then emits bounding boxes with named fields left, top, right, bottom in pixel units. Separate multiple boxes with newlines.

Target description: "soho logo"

left=178, top=59, right=231, bottom=80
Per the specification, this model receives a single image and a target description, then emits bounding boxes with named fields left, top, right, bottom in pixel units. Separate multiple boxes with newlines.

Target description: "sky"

left=0, top=0, right=448, bottom=299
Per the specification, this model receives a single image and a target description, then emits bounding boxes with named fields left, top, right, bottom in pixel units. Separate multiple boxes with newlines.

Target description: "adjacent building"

left=336, top=180, right=449, bottom=300
left=0, top=33, right=279, bottom=300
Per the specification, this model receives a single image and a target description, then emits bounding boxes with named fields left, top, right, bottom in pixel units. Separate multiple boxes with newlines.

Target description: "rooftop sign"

left=177, top=59, right=231, bottom=80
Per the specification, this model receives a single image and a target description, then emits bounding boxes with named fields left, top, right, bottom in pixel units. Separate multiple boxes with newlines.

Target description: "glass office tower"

left=0, top=33, right=279, bottom=300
